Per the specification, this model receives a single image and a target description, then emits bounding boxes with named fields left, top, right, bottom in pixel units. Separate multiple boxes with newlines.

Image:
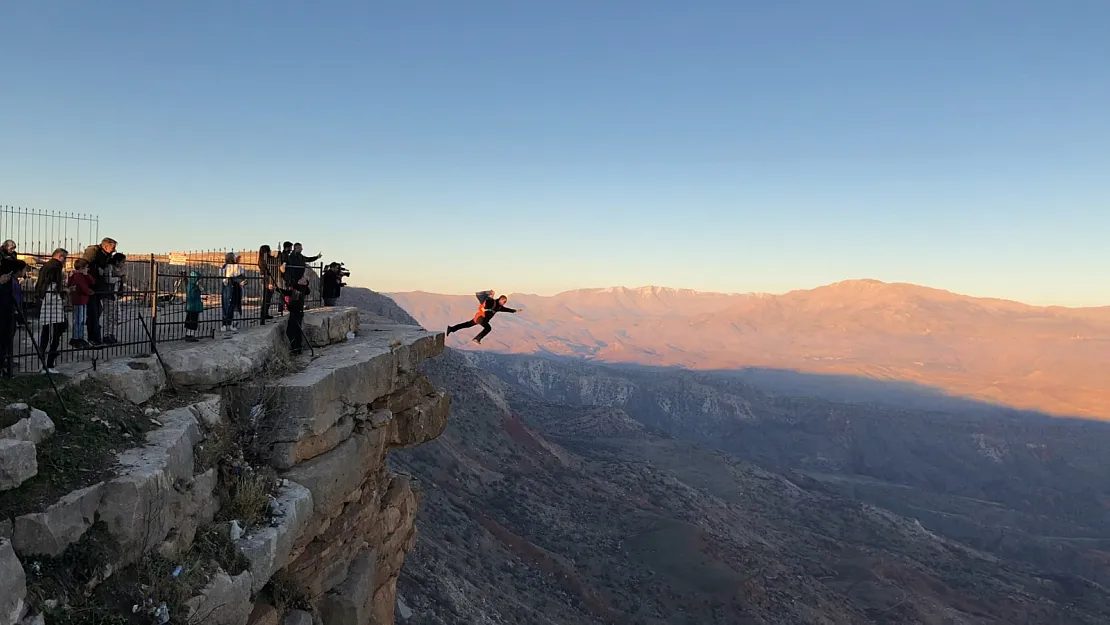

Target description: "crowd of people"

left=0, top=237, right=124, bottom=375
left=0, top=237, right=343, bottom=376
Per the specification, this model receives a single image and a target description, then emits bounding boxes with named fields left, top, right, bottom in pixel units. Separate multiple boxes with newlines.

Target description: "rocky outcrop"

left=0, top=405, right=55, bottom=494
left=0, top=539, right=27, bottom=625
left=5, top=309, right=447, bottom=625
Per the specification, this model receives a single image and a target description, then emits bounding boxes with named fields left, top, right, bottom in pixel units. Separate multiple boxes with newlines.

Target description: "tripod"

left=8, top=301, right=70, bottom=417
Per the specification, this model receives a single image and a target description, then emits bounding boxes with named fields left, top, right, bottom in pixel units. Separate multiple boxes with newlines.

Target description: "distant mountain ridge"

left=387, top=279, right=1110, bottom=418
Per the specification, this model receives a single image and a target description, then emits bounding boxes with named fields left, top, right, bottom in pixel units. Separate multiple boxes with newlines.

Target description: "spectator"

left=277, top=277, right=310, bottom=355
left=277, top=241, right=293, bottom=313
left=283, top=242, right=321, bottom=286
left=0, top=240, right=17, bottom=262
left=184, top=271, right=204, bottom=342
left=257, top=245, right=280, bottom=323
left=220, top=252, right=245, bottom=332
left=81, top=237, right=117, bottom=345
left=102, top=252, right=127, bottom=344
left=35, top=248, right=68, bottom=373
left=321, top=262, right=344, bottom=306
left=0, top=258, right=27, bottom=376
left=68, top=259, right=95, bottom=349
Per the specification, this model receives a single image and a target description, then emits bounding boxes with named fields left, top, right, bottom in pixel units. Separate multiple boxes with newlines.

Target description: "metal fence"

left=0, top=205, right=100, bottom=258
left=5, top=246, right=326, bottom=376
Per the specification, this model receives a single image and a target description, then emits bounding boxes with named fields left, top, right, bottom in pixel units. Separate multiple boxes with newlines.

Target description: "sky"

left=1, top=1, right=1108, bottom=306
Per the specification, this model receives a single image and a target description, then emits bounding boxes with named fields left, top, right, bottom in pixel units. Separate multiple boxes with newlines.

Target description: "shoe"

left=185, top=335, right=198, bottom=343
left=446, top=326, right=452, bottom=336
left=41, top=368, right=60, bottom=375
left=104, top=335, right=118, bottom=345
left=68, top=339, right=83, bottom=348
left=471, top=337, right=481, bottom=345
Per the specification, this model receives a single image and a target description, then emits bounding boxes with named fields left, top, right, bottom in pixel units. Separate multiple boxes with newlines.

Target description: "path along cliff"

left=0, top=307, right=449, bottom=625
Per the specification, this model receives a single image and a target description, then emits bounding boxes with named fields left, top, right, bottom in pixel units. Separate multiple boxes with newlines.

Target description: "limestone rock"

left=282, top=610, right=313, bottom=625
left=247, top=602, right=280, bottom=625
left=14, top=403, right=202, bottom=558
left=301, top=307, right=360, bottom=347
left=188, top=395, right=224, bottom=427
left=87, top=355, right=166, bottom=404
left=317, top=548, right=376, bottom=625
left=0, top=440, right=37, bottom=492
left=283, top=432, right=385, bottom=518
left=259, top=327, right=442, bottom=453
left=159, top=468, right=219, bottom=557
left=13, top=483, right=103, bottom=557
left=0, top=520, right=11, bottom=542
left=368, top=409, right=392, bottom=429
left=0, top=406, right=54, bottom=445
left=389, top=391, right=450, bottom=449
left=237, top=480, right=313, bottom=593
left=161, top=322, right=287, bottom=389
left=185, top=569, right=253, bottom=625
left=396, top=594, right=413, bottom=621
left=98, top=405, right=201, bottom=558
left=0, top=539, right=28, bottom=625
left=267, top=416, right=355, bottom=470
left=19, top=615, right=44, bottom=625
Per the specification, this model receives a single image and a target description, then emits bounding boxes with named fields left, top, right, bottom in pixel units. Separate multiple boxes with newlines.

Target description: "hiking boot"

left=446, top=326, right=453, bottom=336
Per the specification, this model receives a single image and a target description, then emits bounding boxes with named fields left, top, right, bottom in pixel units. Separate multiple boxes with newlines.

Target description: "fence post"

left=149, top=253, right=158, bottom=350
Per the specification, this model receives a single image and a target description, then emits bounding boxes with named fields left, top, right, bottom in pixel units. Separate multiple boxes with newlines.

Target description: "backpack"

left=475, top=290, right=494, bottom=316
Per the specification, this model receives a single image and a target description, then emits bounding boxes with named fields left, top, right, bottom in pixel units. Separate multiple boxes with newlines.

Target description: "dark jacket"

left=284, top=251, right=320, bottom=282
left=82, top=245, right=113, bottom=293
left=278, top=283, right=310, bottom=314
left=321, top=270, right=342, bottom=299
left=475, top=299, right=516, bottom=321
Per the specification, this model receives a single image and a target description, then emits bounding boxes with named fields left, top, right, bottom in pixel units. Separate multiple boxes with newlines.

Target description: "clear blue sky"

left=2, top=1, right=1108, bottom=306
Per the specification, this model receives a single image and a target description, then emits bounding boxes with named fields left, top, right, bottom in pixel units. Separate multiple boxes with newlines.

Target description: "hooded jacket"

left=185, top=272, right=204, bottom=313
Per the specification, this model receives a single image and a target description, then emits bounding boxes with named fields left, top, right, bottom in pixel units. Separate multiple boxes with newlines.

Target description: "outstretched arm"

left=501, top=306, right=518, bottom=313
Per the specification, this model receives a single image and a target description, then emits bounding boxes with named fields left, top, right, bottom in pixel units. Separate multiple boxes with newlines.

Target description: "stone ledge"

left=260, top=326, right=443, bottom=453
left=185, top=568, right=253, bottom=625
left=0, top=440, right=37, bottom=493
left=0, top=405, right=55, bottom=445
left=0, top=539, right=27, bottom=625
left=87, top=355, right=166, bottom=405
left=13, top=402, right=205, bottom=558
left=302, top=307, right=360, bottom=347
left=237, top=480, right=314, bottom=594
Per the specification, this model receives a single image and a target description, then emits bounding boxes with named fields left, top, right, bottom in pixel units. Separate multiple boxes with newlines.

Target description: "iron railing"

left=0, top=205, right=99, bottom=258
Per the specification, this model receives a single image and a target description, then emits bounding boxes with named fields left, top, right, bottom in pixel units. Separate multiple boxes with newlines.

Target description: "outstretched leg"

left=447, top=319, right=477, bottom=335
left=474, top=320, right=493, bottom=343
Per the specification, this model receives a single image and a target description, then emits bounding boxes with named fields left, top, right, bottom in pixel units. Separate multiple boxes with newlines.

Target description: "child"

left=68, top=258, right=95, bottom=349
left=277, top=277, right=310, bottom=355
left=0, top=259, right=28, bottom=376
left=184, top=271, right=204, bottom=342
left=220, top=252, right=245, bottom=332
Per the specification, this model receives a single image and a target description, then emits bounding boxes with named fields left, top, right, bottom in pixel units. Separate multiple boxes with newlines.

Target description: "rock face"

left=0, top=440, right=37, bottom=492
left=2, top=309, right=447, bottom=625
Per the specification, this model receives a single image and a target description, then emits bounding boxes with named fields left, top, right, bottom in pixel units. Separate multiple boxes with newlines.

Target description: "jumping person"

left=446, top=290, right=521, bottom=344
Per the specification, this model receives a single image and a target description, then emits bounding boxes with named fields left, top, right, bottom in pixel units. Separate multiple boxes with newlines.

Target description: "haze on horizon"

left=2, top=1, right=1108, bottom=306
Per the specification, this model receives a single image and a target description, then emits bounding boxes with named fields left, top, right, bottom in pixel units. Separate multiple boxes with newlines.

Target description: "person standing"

left=35, top=248, right=69, bottom=373
left=0, top=259, right=28, bottom=376
left=276, top=241, right=293, bottom=314
left=102, top=252, right=127, bottom=344
left=220, top=252, right=245, bottom=333
left=67, top=259, right=95, bottom=349
left=277, top=277, right=310, bottom=354
left=283, top=242, right=322, bottom=286
left=257, top=245, right=280, bottom=323
left=81, top=237, right=117, bottom=345
left=184, top=271, right=204, bottom=342
left=321, top=263, right=343, bottom=306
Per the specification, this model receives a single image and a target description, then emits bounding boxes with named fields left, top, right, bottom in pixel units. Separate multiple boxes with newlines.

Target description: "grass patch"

left=263, top=569, right=312, bottom=614
left=0, top=380, right=156, bottom=520
left=215, top=462, right=277, bottom=529
left=25, top=522, right=122, bottom=610
left=192, top=524, right=250, bottom=576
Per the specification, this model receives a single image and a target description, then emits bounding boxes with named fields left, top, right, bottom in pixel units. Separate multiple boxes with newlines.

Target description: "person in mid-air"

left=446, top=290, right=521, bottom=344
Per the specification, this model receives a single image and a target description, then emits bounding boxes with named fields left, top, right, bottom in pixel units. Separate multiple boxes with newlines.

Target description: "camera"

left=334, top=262, right=351, bottom=278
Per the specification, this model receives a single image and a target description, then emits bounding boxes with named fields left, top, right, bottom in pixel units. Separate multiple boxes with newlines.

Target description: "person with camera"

left=321, top=262, right=347, bottom=306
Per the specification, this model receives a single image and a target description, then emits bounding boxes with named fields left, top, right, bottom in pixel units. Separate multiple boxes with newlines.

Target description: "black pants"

left=184, top=311, right=200, bottom=331
left=287, top=310, right=304, bottom=351
left=261, top=286, right=274, bottom=320
left=39, top=322, right=66, bottom=368
left=86, top=295, right=103, bottom=343
left=323, top=297, right=337, bottom=307
left=0, top=311, right=15, bottom=375
left=448, top=319, right=492, bottom=342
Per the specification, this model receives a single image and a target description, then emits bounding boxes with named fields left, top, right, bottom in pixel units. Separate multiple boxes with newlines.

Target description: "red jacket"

left=68, top=272, right=94, bottom=306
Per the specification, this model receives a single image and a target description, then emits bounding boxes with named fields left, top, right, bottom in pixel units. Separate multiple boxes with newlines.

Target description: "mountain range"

left=337, top=287, right=1110, bottom=624
left=388, top=280, right=1110, bottom=419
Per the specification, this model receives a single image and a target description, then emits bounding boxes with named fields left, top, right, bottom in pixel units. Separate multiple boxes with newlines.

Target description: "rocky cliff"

left=0, top=307, right=449, bottom=625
